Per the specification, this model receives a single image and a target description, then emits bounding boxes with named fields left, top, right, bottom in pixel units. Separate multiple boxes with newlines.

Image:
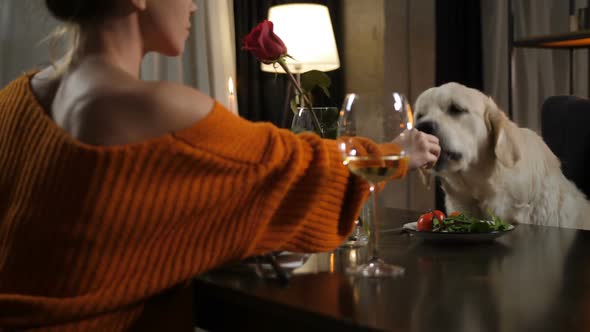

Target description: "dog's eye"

left=415, top=113, right=424, bottom=121
left=448, top=104, right=467, bottom=116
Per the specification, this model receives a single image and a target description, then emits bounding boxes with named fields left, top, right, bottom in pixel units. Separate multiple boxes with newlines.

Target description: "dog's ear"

left=485, top=99, right=520, bottom=167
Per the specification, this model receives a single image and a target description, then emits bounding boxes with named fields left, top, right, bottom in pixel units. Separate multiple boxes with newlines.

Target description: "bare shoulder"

left=143, top=80, right=215, bottom=129
left=75, top=78, right=214, bottom=146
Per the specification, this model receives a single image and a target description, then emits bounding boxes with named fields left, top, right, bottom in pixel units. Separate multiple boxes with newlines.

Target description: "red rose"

left=242, top=20, right=288, bottom=64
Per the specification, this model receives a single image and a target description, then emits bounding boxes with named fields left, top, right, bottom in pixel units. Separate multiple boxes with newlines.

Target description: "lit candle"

left=228, top=76, right=237, bottom=115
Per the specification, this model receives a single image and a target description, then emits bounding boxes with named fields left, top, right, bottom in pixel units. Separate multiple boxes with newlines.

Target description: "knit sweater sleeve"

left=171, top=102, right=371, bottom=257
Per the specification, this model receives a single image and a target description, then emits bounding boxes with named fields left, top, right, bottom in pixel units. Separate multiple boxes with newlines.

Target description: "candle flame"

left=228, top=77, right=235, bottom=95
left=406, top=104, right=414, bottom=127
left=329, top=252, right=335, bottom=272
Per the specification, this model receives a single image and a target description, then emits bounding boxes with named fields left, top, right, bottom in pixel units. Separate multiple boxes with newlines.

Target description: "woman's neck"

left=73, top=15, right=145, bottom=79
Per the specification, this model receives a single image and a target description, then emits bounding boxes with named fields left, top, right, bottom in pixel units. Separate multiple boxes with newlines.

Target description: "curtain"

left=233, top=0, right=345, bottom=126
left=0, top=1, right=59, bottom=87
left=435, top=0, right=483, bottom=89
left=434, top=0, right=484, bottom=211
left=481, top=0, right=586, bottom=132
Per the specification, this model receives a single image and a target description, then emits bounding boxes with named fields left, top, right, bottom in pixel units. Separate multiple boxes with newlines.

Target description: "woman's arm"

left=169, top=103, right=371, bottom=257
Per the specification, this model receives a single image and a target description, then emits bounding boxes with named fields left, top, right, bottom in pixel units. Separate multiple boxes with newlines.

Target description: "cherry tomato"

left=432, top=210, right=446, bottom=223
left=449, top=211, right=461, bottom=217
left=417, top=212, right=434, bottom=231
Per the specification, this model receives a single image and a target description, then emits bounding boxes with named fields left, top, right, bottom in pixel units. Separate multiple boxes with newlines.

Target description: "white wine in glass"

left=346, top=155, right=408, bottom=184
left=338, top=92, right=413, bottom=277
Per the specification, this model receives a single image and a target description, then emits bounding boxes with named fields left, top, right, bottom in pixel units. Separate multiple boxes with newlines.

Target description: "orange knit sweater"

left=0, top=73, right=374, bottom=331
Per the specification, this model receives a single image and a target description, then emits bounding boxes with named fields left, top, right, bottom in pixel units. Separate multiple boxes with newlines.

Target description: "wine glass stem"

left=368, top=185, right=380, bottom=261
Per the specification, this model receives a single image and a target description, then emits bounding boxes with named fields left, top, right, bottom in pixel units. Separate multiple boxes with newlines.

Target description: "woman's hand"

left=394, top=129, right=440, bottom=170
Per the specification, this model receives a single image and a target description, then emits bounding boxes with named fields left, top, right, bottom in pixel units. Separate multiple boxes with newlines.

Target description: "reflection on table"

left=194, top=208, right=590, bottom=332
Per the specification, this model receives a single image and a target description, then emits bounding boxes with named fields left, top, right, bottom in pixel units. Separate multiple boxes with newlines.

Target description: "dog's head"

left=414, top=82, right=520, bottom=173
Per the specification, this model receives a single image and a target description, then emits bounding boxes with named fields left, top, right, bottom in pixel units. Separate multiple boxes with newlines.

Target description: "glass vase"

left=290, top=107, right=339, bottom=139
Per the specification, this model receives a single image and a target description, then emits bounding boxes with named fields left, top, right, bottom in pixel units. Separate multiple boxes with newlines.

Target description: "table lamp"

left=261, top=3, right=340, bottom=75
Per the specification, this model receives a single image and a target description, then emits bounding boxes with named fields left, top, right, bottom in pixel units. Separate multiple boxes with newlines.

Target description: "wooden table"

left=193, top=208, right=590, bottom=331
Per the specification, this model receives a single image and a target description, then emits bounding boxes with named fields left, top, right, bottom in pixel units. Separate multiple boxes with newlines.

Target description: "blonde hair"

left=44, top=23, right=80, bottom=75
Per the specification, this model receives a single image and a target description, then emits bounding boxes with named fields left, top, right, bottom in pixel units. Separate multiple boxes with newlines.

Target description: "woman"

left=0, top=0, right=440, bottom=330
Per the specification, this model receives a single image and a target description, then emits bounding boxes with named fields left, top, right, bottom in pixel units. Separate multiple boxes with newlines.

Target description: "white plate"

left=402, top=222, right=515, bottom=243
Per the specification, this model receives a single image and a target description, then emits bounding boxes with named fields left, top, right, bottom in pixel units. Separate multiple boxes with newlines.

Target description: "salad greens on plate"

left=432, top=210, right=511, bottom=233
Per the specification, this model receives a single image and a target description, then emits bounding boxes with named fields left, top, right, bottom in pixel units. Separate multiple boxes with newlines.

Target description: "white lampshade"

left=261, top=4, right=340, bottom=74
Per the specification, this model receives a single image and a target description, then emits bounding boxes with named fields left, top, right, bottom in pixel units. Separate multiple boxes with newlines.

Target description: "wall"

left=343, top=0, right=436, bottom=211
left=0, top=1, right=58, bottom=87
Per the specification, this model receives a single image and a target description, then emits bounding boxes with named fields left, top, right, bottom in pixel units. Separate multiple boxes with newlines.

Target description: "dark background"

left=434, top=0, right=483, bottom=210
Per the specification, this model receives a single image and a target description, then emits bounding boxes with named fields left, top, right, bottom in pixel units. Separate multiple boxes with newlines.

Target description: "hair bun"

left=45, top=0, right=110, bottom=23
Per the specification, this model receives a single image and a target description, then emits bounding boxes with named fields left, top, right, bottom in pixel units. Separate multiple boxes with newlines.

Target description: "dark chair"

left=541, top=96, right=590, bottom=197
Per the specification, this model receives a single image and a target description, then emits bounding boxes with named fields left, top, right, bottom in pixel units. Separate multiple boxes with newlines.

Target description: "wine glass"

left=292, top=106, right=368, bottom=246
left=337, top=92, right=413, bottom=277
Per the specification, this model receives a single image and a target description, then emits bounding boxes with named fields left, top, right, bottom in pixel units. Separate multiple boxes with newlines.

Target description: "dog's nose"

left=415, top=121, right=438, bottom=135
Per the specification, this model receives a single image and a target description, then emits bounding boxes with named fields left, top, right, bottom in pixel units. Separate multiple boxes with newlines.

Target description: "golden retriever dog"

left=414, top=82, right=590, bottom=229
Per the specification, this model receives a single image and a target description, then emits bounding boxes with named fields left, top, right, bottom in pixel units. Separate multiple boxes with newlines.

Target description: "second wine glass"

left=337, top=92, right=413, bottom=277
